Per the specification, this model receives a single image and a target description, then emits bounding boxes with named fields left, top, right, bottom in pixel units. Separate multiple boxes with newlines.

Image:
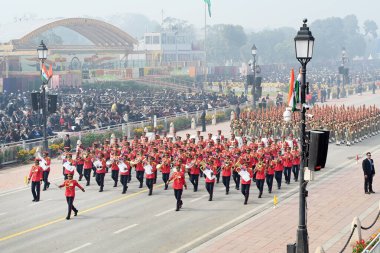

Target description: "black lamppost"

left=289, top=19, right=314, bottom=253
left=251, top=44, right=257, bottom=108
left=37, top=40, right=48, bottom=152
left=341, top=47, right=348, bottom=97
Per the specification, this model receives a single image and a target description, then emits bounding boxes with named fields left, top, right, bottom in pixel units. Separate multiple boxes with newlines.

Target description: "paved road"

left=0, top=91, right=379, bottom=253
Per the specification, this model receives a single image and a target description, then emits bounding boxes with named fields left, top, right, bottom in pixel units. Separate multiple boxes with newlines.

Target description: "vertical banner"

left=0, top=78, right=3, bottom=93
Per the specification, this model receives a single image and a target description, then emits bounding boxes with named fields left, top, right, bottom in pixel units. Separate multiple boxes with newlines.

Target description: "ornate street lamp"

left=289, top=18, right=314, bottom=253
left=37, top=40, right=49, bottom=152
left=251, top=44, right=257, bottom=108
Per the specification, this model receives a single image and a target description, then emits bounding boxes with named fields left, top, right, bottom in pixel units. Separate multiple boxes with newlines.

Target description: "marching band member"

left=62, top=147, right=71, bottom=177
left=160, top=153, right=172, bottom=190
left=202, top=160, right=217, bottom=201
left=83, top=152, right=93, bottom=186
left=110, top=154, right=120, bottom=187
left=236, top=161, right=253, bottom=205
left=291, top=145, right=301, bottom=182
left=266, top=158, right=275, bottom=193
left=282, top=146, right=293, bottom=184
left=255, top=157, right=266, bottom=198
left=28, top=159, right=43, bottom=202
left=144, top=156, right=157, bottom=196
left=75, top=151, right=84, bottom=181
left=188, top=154, right=200, bottom=192
left=166, top=166, right=187, bottom=211
left=221, top=156, right=233, bottom=195
left=95, top=153, right=107, bottom=192
left=119, top=157, right=131, bottom=194
left=41, top=151, right=51, bottom=191
left=274, top=152, right=284, bottom=190
left=133, top=153, right=144, bottom=188
left=64, top=153, right=76, bottom=180
left=59, top=173, right=85, bottom=220
left=232, top=151, right=244, bottom=190
left=213, top=150, right=222, bottom=184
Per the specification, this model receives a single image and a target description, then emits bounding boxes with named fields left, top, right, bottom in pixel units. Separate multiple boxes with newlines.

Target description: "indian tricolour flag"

left=287, top=69, right=301, bottom=111
left=41, top=63, right=53, bottom=84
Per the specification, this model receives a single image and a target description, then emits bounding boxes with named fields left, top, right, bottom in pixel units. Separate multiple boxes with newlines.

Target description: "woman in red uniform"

left=291, top=145, right=301, bottom=182
left=119, top=157, right=131, bottom=194
left=266, top=158, right=275, bottom=193
left=144, top=156, right=157, bottom=196
left=83, top=152, right=93, bottom=186
left=274, top=152, right=284, bottom=190
left=238, top=161, right=253, bottom=205
left=188, top=154, right=200, bottom=192
left=202, top=160, right=217, bottom=201
left=59, top=173, right=85, bottom=220
left=221, top=157, right=233, bottom=195
left=255, top=157, right=266, bottom=198
left=282, top=147, right=293, bottom=184
left=28, top=159, right=43, bottom=202
left=42, top=151, right=51, bottom=191
left=166, top=166, right=187, bottom=211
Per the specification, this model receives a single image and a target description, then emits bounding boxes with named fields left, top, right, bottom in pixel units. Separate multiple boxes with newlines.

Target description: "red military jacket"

left=29, top=165, right=43, bottom=182
left=169, top=171, right=186, bottom=190
left=83, top=157, right=93, bottom=169
left=145, top=162, right=157, bottom=179
left=59, top=179, right=84, bottom=197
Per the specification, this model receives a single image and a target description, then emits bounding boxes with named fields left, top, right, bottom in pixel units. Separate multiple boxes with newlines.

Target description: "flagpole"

left=204, top=2, right=207, bottom=86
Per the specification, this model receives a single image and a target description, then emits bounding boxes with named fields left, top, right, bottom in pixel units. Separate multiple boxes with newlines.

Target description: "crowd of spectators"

left=0, top=86, right=246, bottom=144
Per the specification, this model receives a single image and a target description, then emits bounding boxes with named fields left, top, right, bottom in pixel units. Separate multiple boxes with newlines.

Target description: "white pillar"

left=212, top=114, right=216, bottom=125
left=191, top=117, right=196, bottom=130
left=349, top=216, right=362, bottom=246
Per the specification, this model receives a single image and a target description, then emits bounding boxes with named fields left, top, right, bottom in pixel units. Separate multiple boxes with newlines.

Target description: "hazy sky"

left=2, top=0, right=380, bottom=31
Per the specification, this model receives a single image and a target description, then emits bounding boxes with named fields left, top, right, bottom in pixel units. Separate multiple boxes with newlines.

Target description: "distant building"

left=127, top=31, right=205, bottom=68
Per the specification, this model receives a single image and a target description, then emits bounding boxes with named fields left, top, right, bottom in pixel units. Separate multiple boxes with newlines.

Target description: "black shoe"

left=43, top=188, right=46, bottom=191
left=99, top=189, right=103, bottom=192
left=113, top=184, right=117, bottom=187
left=370, top=191, right=375, bottom=193
left=86, top=182, right=90, bottom=186
left=74, top=210, right=78, bottom=216
left=32, top=199, right=36, bottom=202
left=47, top=182, right=50, bottom=189
left=365, top=192, right=370, bottom=194
left=175, top=208, right=179, bottom=211
left=148, top=192, right=152, bottom=196
left=66, top=217, right=70, bottom=220
left=122, top=191, right=126, bottom=194
left=208, top=197, right=212, bottom=201
left=180, top=200, right=183, bottom=208
left=244, top=201, right=247, bottom=205
left=269, top=190, right=272, bottom=194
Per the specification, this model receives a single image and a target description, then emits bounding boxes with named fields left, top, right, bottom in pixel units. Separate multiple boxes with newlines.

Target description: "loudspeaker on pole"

left=31, top=92, right=42, bottom=111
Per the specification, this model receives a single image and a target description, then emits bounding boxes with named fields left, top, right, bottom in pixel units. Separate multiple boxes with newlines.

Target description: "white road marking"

left=64, top=242, right=92, bottom=253
left=155, top=209, right=174, bottom=217
left=190, top=194, right=208, bottom=203
left=113, top=223, right=138, bottom=234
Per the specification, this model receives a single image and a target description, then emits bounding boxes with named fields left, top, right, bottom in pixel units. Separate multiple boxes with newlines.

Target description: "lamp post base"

left=296, top=227, right=309, bottom=253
